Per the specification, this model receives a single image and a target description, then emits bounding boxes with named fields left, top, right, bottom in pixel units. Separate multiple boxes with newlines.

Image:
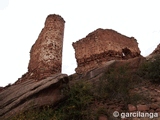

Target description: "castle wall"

left=73, top=28, right=141, bottom=73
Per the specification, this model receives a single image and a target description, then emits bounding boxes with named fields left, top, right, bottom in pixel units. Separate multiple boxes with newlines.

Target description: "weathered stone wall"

left=28, top=14, right=65, bottom=80
left=20, top=14, right=65, bottom=81
left=72, top=28, right=141, bottom=73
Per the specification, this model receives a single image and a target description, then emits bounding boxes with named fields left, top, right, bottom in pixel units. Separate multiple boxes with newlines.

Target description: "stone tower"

left=27, top=14, right=65, bottom=80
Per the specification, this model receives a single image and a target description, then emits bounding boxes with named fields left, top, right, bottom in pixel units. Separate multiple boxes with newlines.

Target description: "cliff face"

left=73, top=28, right=141, bottom=74
left=20, top=14, right=65, bottom=81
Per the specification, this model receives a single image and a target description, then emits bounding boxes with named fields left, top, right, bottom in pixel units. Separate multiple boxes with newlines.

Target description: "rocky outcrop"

left=18, top=14, right=65, bottom=82
left=70, top=56, right=145, bottom=82
left=151, top=43, right=160, bottom=55
left=72, top=28, right=141, bottom=74
left=146, top=43, right=160, bottom=61
left=0, top=74, right=69, bottom=119
left=0, top=87, right=3, bottom=92
left=70, top=56, right=160, bottom=120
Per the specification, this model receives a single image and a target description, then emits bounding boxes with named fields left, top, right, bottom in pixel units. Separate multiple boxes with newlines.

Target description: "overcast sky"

left=0, top=0, right=160, bottom=87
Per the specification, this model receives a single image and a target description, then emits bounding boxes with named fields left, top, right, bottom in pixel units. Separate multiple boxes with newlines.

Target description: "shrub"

left=10, top=81, right=93, bottom=120
left=93, top=65, right=133, bottom=109
left=10, top=106, right=54, bottom=120
left=105, top=66, right=131, bottom=103
left=139, top=55, right=160, bottom=83
left=10, top=62, right=153, bottom=120
left=52, top=81, right=93, bottom=120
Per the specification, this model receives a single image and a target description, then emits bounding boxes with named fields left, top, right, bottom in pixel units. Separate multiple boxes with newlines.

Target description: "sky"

left=0, top=0, right=160, bottom=87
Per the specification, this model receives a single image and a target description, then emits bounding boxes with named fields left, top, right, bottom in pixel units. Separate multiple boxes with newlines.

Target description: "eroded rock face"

left=0, top=74, right=69, bottom=119
left=151, top=43, right=160, bottom=55
left=20, top=14, right=65, bottom=81
left=0, top=87, right=3, bottom=92
left=72, top=28, right=141, bottom=73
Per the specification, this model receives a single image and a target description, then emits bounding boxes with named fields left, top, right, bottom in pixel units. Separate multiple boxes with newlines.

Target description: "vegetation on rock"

left=138, top=55, right=160, bottom=83
left=9, top=61, right=157, bottom=120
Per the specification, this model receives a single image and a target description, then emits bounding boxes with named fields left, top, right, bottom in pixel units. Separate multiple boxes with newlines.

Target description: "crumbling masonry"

left=73, top=28, right=141, bottom=74
left=18, top=14, right=65, bottom=82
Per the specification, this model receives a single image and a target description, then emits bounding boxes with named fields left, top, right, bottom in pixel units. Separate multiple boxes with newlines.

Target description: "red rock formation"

left=0, top=87, right=3, bottom=92
left=18, top=14, right=65, bottom=82
left=151, top=43, right=160, bottom=55
left=72, top=28, right=141, bottom=74
left=0, top=74, right=69, bottom=119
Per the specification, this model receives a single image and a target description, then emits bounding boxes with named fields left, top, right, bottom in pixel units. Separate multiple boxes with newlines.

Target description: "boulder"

left=137, top=104, right=149, bottom=111
left=128, top=104, right=137, bottom=112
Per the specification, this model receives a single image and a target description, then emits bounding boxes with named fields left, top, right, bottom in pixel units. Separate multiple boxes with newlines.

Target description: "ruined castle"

left=19, top=14, right=140, bottom=81
left=2, top=14, right=160, bottom=120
